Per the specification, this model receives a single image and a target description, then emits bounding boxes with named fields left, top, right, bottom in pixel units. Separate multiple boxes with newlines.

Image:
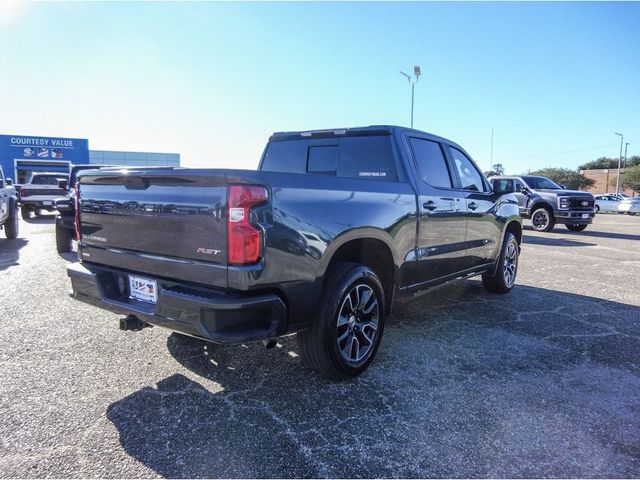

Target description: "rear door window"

left=408, top=138, right=452, bottom=189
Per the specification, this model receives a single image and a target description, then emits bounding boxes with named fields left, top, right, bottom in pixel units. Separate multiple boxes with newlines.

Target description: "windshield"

left=522, top=176, right=562, bottom=190
left=30, top=174, right=68, bottom=185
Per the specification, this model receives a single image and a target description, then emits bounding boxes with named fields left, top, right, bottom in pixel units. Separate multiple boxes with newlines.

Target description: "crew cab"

left=0, top=167, right=19, bottom=240
left=19, top=172, right=69, bottom=219
left=67, top=126, right=522, bottom=379
left=490, top=175, right=595, bottom=232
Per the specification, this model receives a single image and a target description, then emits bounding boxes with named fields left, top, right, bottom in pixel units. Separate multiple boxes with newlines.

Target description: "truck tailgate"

left=78, top=169, right=228, bottom=288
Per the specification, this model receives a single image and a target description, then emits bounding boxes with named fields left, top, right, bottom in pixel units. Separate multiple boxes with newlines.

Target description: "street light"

left=614, top=132, right=623, bottom=194
left=624, top=142, right=630, bottom=168
left=399, top=65, right=421, bottom=128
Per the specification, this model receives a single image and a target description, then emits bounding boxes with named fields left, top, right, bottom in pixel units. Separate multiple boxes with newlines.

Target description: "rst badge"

left=197, top=247, right=221, bottom=255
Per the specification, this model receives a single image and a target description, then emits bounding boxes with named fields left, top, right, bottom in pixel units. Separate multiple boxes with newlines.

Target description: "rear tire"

left=21, top=206, right=31, bottom=220
left=629, top=212, right=637, bottom=216
left=4, top=207, right=19, bottom=239
left=482, top=232, right=519, bottom=294
left=297, top=262, right=386, bottom=380
left=594, top=205, right=600, bottom=213
left=566, top=224, right=588, bottom=232
left=55, top=221, right=74, bottom=253
left=530, top=207, right=555, bottom=232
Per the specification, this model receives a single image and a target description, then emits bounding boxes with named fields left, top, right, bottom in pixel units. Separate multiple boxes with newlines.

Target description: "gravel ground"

left=0, top=213, right=639, bottom=478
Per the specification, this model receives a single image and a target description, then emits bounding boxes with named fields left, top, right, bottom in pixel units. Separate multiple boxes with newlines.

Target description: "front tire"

left=21, top=206, right=31, bottom=220
left=55, top=221, right=74, bottom=253
left=482, top=232, right=519, bottom=294
left=4, top=208, right=19, bottom=239
left=628, top=212, right=637, bottom=216
left=297, top=262, right=386, bottom=380
left=594, top=205, right=600, bottom=213
left=530, top=207, right=555, bottom=232
left=566, top=224, right=588, bottom=232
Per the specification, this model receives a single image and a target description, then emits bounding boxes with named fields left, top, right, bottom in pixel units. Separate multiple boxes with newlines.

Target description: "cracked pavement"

left=0, top=213, right=639, bottom=478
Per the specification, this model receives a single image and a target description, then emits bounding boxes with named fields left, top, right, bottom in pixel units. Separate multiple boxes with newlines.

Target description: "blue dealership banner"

left=0, top=134, right=90, bottom=180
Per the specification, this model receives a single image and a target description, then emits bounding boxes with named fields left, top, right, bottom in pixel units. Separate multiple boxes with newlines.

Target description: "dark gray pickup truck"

left=489, top=175, right=595, bottom=232
left=67, top=126, right=522, bottom=379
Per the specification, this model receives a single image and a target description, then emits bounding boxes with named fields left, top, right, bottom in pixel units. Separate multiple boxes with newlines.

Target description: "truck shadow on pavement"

left=523, top=224, right=640, bottom=242
left=23, top=216, right=56, bottom=225
left=106, top=281, right=640, bottom=478
left=522, top=236, right=596, bottom=247
left=0, top=238, right=28, bottom=271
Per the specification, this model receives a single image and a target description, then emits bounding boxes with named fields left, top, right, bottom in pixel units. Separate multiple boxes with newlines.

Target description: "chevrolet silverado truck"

left=67, top=126, right=522, bottom=379
left=489, top=175, right=595, bottom=232
left=0, top=167, right=19, bottom=239
left=19, top=172, right=69, bottom=219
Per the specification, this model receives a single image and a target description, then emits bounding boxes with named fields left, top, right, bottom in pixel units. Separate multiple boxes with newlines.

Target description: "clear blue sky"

left=1, top=1, right=638, bottom=173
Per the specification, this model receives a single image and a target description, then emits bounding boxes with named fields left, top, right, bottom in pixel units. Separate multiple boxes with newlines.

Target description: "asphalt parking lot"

left=1, top=213, right=639, bottom=478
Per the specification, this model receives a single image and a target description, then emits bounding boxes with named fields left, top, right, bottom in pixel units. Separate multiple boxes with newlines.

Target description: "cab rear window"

left=262, top=135, right=398, bottom=181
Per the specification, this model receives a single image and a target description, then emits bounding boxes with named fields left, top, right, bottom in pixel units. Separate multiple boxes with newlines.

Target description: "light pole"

left=614, top=132, right=623, bottom=194
left=624, top=142, right=630, bottom=168
left=400, top=66, right=421, bottom=128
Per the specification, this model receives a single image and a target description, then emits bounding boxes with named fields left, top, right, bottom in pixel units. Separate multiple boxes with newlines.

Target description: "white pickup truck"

left=18, top=172, right=69, bottom=219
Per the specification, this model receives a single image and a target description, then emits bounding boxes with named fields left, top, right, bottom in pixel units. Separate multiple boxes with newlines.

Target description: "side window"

left=408, top=138, right=452, bottom=189
left=450, top=147, right=487, bottom=192
left=308, top=146, right=338, bottom=176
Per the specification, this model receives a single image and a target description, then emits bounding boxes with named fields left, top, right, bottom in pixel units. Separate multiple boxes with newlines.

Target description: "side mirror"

left=6, top=178, right=13, bottom=186
left=58, top=179, right=69, bottom=190
left=560, top=184, right=567, bottom=190
left=491, top=179, right=515, bottom=194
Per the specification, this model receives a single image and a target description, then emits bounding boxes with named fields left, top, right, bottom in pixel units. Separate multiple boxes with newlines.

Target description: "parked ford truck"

left=67, top=126, right=522, bottom=379
left=489, top=175, right=595, bottom=232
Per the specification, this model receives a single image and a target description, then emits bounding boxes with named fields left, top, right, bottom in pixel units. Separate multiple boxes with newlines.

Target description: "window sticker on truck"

left=358, top=172, right=387, bottom=177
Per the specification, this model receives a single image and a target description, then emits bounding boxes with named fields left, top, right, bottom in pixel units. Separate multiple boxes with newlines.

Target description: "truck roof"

left=269, top=125, right=454, bottom=145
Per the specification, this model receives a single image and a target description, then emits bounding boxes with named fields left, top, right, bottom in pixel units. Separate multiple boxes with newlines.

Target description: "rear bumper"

left=555, top=209, right=595, bottom=225
left=618, top=204, right=640, bottom=213
left=67, top=262, right=288, bottom=344
left=21, top=196, right=64, bottom=210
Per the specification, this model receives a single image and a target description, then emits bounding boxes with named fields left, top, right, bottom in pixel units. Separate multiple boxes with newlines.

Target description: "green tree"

left=527, top=167, right=595, bottom=190
left=484, top=163, right=505, bottom=178
left=620, top=165, right=640, bottom=193
left=579, top=156, right=640, bottom=170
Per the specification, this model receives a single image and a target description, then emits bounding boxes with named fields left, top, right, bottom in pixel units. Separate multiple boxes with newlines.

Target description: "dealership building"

left=0, top=134, right=180, bottom=184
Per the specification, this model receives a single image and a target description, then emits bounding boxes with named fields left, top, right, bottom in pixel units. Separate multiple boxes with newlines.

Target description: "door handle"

left=423, top=201, right=437, bottom=211
left=468, top=202, right=479, bottom=210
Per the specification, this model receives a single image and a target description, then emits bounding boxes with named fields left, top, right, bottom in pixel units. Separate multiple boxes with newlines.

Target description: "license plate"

left=582, top=214, right=589, bottom=218
left=43, top=201, right=52, bottom=206
left=129, top=275, right=158, bottom=303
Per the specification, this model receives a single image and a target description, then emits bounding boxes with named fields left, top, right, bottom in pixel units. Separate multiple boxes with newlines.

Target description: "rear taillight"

left=73, top=184, right=80, bottom=241
left=227, top=184, right=268, bottom=265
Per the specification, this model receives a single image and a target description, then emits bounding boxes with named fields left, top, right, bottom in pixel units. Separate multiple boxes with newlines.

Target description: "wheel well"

left=530, top=202, right=554, bottom=216
left=327, top=238, right=395, bottom=313
left=505, top=221, right=522, bottom=245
